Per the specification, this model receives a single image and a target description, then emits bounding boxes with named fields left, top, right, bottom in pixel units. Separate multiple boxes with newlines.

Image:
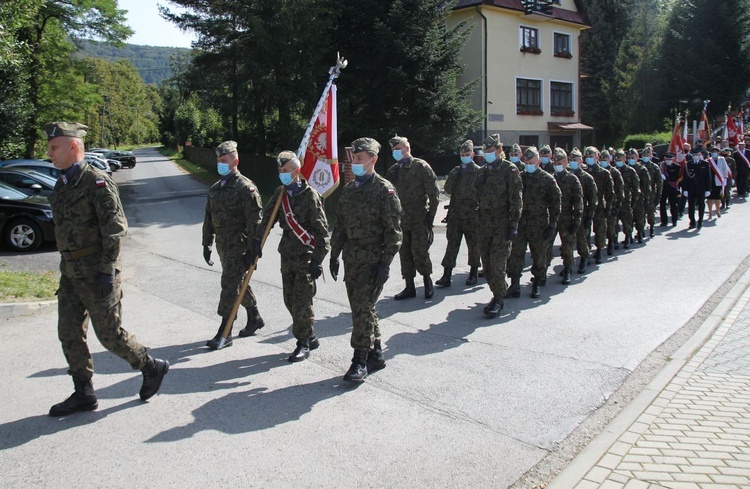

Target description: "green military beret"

left=722, top=146, right=732, bottom=154
left=642, top=146, right=653, bottom=155
left=510, top=143, right=522, bottom=154
left=553, top=147, right=567, bottom=161
left=459, top=139, right=474, bottom=153
left=352, top=137, right=381, bottom=154
left=482, top=134, right=501, bottom=150
left=539, top=144, right=552, bottom=155
left=570, top=147, right=583, bottom=158
left=524, top=146, right=539, bottom=159
left=584, top=146, right=599, bottom=155
left=389, top=135, right=408, bottom=147
left=600, top=149, right=611, bottom=159
left=626, top=147, right=638, bottom=156
left=276, top=150, right=298, bottom=167
left=43, top=121, right=88, bottom=140
left=615, top=149, right=626, bottom=157
left=215, top=140, right=238, bottom=156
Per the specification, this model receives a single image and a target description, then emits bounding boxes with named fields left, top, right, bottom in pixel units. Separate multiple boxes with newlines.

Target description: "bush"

left=621, top=132, right=672, bottom=149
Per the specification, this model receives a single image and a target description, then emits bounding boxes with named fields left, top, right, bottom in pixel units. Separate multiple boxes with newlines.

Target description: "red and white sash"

left=708, top=158, right=726, bottom=187
left=282, top=193, right=315, bottom=248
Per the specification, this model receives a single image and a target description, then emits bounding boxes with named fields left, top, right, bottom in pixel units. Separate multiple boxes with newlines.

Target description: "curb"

left=0, top=300, right=57, bottom=320
left=547, top=264, right=750, bottom=488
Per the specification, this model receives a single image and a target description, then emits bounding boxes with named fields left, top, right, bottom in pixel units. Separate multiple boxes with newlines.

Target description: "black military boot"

left=394, top=278, right=417, bottom=300
left=238, top=305, right=265, bottom=337
left=206, top=317, right=233, bottom=350
left=623, top=234, right=631, bottom=249
left=424, top=275, right=434, bottom=299
left=367, top=339, right=386, bottom=373
left=649, top=225, right=654, bottom=238
left=530, top=277, right=541, bottom=299
left=288, top=338, right=311, bottom=363
left=577, top=257, right=587, bottom=274
left=607, top=240, right=614, bottom=256
left=505, top=277, right=521, bottom=298
left=435, top=267, right=452, bottom=287
left=343, top=349, right=369, bottom=382
left=140, top=356, right=169, bottom=401
left=484, top=295, right=503, bottom=318
left=594, top=248, right=602, bottom=264
left=308, top=334, right=320, bottom=351
left=636, top=232, right=643, bottom=244
left=614, top=238, right=620, bottom=250
left=465, top=266, right=478, bottom=286
left=562, top=267, right=571, bottom=285
left=49, top=375, right=98, bottom=416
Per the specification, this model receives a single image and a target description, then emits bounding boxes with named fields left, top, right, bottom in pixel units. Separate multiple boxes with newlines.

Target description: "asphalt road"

left=1, top=147, right=749, bottom=488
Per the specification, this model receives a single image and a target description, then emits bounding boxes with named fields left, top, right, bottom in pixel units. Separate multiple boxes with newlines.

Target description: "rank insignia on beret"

left=248, top=186, right=256, bottom=192
left=95, top=179, right=106, bottom=188
left=388, top=188, right=396, bottom=195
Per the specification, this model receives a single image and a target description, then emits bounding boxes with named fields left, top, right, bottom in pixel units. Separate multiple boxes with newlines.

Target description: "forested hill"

left=76, top=40, right=191, bottom=85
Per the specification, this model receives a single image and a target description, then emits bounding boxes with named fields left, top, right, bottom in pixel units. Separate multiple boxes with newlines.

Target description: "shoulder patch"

left=510, top=166, right=518, bottom=172
left=95, top=179, right=106, bottom=188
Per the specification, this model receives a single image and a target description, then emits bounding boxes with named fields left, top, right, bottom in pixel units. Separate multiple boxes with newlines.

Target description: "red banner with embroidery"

left=282, top=193, right=315, bottom=248
left=300, top=84, right=340, bottom=198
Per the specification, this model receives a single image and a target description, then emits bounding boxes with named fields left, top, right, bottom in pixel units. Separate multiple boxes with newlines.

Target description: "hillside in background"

left=77, top=40, right=191, bottom=85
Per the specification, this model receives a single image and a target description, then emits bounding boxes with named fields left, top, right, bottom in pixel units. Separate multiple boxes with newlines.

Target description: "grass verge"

left=157, top=146, right=217, bottom=187
left=0, top=270, right=58, bottom=302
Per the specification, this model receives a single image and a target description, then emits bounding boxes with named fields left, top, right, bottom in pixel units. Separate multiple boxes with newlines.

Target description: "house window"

left=520, top=26, right=540, bottom=53
left=554, top=33, right=571, bottom=58
left=517, top=78, right=543, bottom=115
left=550, top=81, right=574, bottom=116
left=519, top=135, right=539, bottom=147
left=552, top=0, right=562, bottom=4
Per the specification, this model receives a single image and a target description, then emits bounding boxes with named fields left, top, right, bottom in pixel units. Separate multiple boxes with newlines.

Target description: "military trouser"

left=344, top=262, right=383, bottom=350
left=508, top=224, right=549, bottom=280
left=576, top=218, right=592, bottom=259
left=737, top=165, right=749, bottom=196
left=477, top=228, right=512, bottom=297
left=606, top=208, right=619, bottom=244
left=557, top=228, right=576, bottom=269
left=593, top=209, right=608, bottom=250
left=660, top=187, right=680, bottom=225
left=441, top=217, right=480, bottom=269
left=619, top=203, right=634, bottom=238
left=281, top=255, right=316, bottom=341
left=216, top=235, right=257, bottom=317
left=399, top=221, right=433, bottom=279
left=633, top=201, right=646, bottom=235
left=645, top=196, right=657, bottom=227
left=57, top=274, right=148, bottom=379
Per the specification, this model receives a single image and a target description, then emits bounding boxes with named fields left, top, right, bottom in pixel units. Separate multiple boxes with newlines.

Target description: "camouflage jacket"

left=202, top=171, right=263, bottom=247
left=330, top=173, right=402, bottom=267
left=571, top=168, right=598, bottom=221
left=554, top=169, right=583, bottom=227
left=519, top=169, right=561, bottom=230
left=257, top=179, right=330, bottom=263
left=385, top=156, right=439, bottom=228
left=585, top=164, right=615, bottom=213
left=48, top=161, right=127, bottom=279
left=644, top=161, right=663, bottom=204
left=633, top=162, right=652, bottom=204
left=444, top=162, right=480, bottom=218
left=618, top=163, right=641, bottom=207
left=472, top=159, right=523, bottom=228
left=606, top=166, right=625, bottom=210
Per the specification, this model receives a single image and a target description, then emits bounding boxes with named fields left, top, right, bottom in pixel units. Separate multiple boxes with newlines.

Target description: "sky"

left=119, top=0, right=196, bottom=48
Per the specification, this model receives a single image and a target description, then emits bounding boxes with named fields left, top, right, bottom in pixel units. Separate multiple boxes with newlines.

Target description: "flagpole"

left=296, top=54, right=348, bottom=159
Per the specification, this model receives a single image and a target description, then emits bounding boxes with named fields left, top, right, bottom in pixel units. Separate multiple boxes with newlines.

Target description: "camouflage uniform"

left=539, top=145, right=554, bottom=174
left=617, top=160, right=641, bottom=244
left=632, top=160, right=652, bottom=239
left=441, top=161, right=480, bottom=270
left=571, top=166, right=597, bottom=267
left=549, top=165, right=583, bottom=273
left=257, top=179, right=329, bottom=342
left=585, top=157, right=615, bottom=253
left=605, top=164, right=624, bottom=251
left=643, top=158, right=663, bottom=232
left=202, top=170, right=263, bottom=317
left=49, top=160, right=148, bottom=379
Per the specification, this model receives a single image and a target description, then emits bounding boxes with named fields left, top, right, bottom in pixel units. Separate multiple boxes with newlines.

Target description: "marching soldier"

left=548, top=148, right=583, bottom=284
left=584, top=147, right=615, bottom=264
left=539, top=145, right=554, bottom=174
left=508, top=143, right=524, bottom=170
left=601, top=150, right=624, bottom=254
left=386, top=135, right=440, bottom=300
left=45, top=122, right=168, bottom=416
left=629, top=148, right=651, bottom=243
left=641, top=146, right=662, bottom=238
left=330, top=137, right=402, bottom=382
left=681, top=148, right=712, bottom=229
left=569, top=148, right=597, bottom=274
left=506, top=147, right=561, bottom=298
left=615, top=149, right=641, bottom=249
left=472, top=134, right=523, bottom=317
left=659, top=152, right=681, bottom=227
left=250, top=151, right=330, bottom=362
left=436, top=140, right=481, bottom=288
left=202, top=141, right=265, bottom=349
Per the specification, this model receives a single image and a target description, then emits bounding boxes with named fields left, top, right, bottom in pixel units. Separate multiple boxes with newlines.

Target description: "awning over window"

left=548, top=122, right=595, bottom=131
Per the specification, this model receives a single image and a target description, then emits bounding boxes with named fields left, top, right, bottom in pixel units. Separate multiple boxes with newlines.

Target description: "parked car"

left=103, top=150, right=136, bottom=168
left=0, top=182, right=55, bottom=252
left=0, top=158, right=49, bottom=169
left=84, top=154, right=117, bottom=173
left=3, top=160, right=62, bottom=179
left=0, top=168, right=57, bottom=197
left=87, top=148, right=109, bottom=154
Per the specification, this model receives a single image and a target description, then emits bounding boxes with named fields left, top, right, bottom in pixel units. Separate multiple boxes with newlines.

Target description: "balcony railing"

left=521, top=0, right=554, bottom=16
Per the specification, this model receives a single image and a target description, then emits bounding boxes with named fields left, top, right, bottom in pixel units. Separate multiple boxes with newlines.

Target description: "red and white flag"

left=727, top=112, right=739, bottom=146
left=668, top=117, right=683, bottom=154
left=699, top=110, right=711, bottom=141
left=300, top=84, right=340, bottom=198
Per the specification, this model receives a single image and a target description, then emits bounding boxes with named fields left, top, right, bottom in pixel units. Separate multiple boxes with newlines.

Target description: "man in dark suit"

left=732, top=141, right=750, bottom=198
left=680, top=148, right=712, bottom=230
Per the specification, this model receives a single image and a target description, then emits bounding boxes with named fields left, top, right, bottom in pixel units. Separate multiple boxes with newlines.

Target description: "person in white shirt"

left=706, top=146, right=730, bottom=219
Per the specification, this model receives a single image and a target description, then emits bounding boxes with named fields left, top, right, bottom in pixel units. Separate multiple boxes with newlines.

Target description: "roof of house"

left=453, top=0, right=589, bottom=27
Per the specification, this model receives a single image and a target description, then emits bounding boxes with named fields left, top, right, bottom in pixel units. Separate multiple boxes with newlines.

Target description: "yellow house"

left=450, top=0, right=591, bottom=151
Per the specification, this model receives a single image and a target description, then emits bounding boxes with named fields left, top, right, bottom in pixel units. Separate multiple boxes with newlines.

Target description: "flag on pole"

left=699, top=109, right=711, bottom=141
left=300, top=84, right=339, bottom=198
left=740, top=116, right=745, bottom=143
left=727, top=111, right=739, bottom=146
left=668, top=117, right=683, bottom=154
left=682, top=114, right=688, bottom=144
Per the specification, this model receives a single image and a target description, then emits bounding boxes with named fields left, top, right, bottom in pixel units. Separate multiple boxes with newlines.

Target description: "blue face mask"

left=628, top=159, right=636, bottom=166
left=600, top=160, right=609, bottom=168
left=279, top=172, right=293, bottom=185
left=585, top=157, right=595, bottom=166
left=510, top=156, right=520, bottom=163
left=642, top=156, right=651, bottom=163
left=460, top=156, right=473, bottom=164
left=392, top=149, right=403, bottom=161
left=541, top=156, right=550, bottom=164
left=554, top=164, right=564, bottom=172
left=712, top=153, right=719, bottom=159
left=615, top=161, right=624, bottom=168
left=524, top=164, right=537, bottom=173
left=484, top=152, right=497, bottom=164
left=569, top=161, right=579, bottom=170
left=351, top=164, right=366, bottom=176
left=217, top=162, right=231, bottom=176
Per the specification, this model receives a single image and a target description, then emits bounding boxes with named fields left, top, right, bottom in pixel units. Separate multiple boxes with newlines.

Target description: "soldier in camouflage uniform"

left=330, top=137, right=402, bottom=382
left=436, top=140, right=481, bottom=288
left=629, top=148, right=651, bottom=244
left=539, top=145, right=554, bottom=174
left=508, top=143, right=524, bottom=170
left=569, top=148, right=598, bottom=274
left=600, top=149, right=624, bottom=255
left=386, top=135, right=440, bottom=300
left=202, top=140, right=265, bottom=349
left=547, top=148, right=583, bottom=285
left=584, top=147, right=614, bottom=264
left=472, top=134, right=523, bottom=317
left=45, top=122, right=168, bottom=417
left=506, top=147, right=561, bottom=298
left=615, top=149, right=641, bottom=249
left=641, top=146, right=663, bottom=238
left=250, top=151, right=330, bottom=363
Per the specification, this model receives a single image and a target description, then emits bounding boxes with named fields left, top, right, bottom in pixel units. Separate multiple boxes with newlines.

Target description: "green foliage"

left=622, top=132, right=672, bottom=149
left=0, top=269, right=59, bottom=302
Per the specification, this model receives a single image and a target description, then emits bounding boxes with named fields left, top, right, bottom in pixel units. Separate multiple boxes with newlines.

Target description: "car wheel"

left=5, top=218, right=43, bottom=252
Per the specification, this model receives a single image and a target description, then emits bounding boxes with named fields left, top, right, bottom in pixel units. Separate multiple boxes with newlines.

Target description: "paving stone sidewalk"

left=550, top=277, right=750, bottom=489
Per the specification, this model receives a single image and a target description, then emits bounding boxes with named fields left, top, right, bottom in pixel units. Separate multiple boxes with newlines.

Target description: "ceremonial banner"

left=727, top=112, right=739, bottom=146
left=699, top=110, right=711, bottom=141
left=668, top=117, right=684, bottom=154
left=300, top=84, right=339, bottom=198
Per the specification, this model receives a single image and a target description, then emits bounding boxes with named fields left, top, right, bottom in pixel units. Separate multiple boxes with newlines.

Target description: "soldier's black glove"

left=568, top=221, right=579, bottom=235
left=372, top=262, right=389, bottom=288
left=543, top=226, right=555, bottom=240
left=309, top=258, right=322, bottom=280
left=203, top=245, right=214, bottom=266
left=243, top=238, right=262, bottom=269
left=584, top=217, right=592, bottom=229
left=506, top=225, right=518, bottom=241
left=95, top=272, right=114, bottom=299
left=330, top=257, right=340, bottom=281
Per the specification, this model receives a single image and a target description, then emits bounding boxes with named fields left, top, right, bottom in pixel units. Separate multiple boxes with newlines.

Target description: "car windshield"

left=25, top=170, right=57, bottom=186
left=0, top=182, right=31, bottom=200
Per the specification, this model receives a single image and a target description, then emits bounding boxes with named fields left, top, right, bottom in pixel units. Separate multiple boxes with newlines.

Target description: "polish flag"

left=300, top=84, right=340, bottom=198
